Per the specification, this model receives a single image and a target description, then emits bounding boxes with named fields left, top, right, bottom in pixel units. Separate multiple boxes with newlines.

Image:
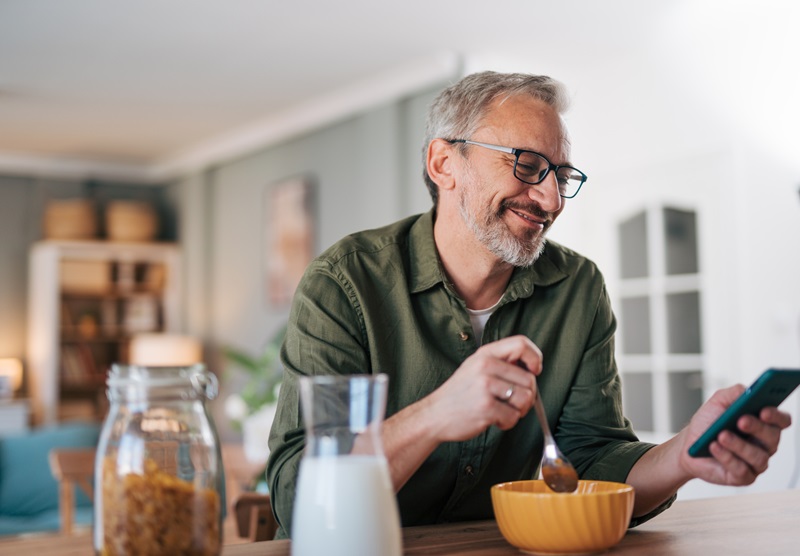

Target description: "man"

left=266, top=71, right=791, bottom=538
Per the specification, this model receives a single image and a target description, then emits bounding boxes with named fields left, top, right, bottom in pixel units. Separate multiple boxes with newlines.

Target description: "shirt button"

left=464, top=465, right=474, bottom=476
left=459, top=331, right=469, bottom=341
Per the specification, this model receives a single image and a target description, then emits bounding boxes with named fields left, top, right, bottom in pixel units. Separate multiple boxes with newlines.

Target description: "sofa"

left=0, top=421, right=100, bottom=536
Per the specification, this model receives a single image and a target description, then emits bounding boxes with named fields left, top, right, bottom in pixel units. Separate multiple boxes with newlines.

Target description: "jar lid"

left=107, top=363, right=218, bottom=400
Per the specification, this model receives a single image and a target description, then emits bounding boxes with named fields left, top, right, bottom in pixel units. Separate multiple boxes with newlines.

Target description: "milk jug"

left=291, top=374, right=402, bottom=556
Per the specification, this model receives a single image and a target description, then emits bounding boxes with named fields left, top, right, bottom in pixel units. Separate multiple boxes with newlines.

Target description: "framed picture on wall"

left=264, top=176, right=315, bottom=307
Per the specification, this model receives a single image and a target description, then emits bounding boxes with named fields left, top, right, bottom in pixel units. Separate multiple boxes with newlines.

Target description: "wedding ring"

left=503, top=385, right=514, bottom=401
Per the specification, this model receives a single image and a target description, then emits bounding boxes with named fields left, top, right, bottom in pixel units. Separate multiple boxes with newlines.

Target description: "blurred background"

left=1, top=0, right=798, bottom=503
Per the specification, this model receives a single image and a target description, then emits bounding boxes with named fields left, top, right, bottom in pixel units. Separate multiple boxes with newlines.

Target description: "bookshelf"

left=26, top=240, right=182, bottom=424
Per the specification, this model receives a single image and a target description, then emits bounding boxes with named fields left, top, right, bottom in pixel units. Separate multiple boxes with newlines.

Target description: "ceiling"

left=0, top=0, right=797, bottom=181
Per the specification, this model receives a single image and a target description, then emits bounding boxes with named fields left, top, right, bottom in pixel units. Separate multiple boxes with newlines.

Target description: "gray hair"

left=422, top=71, right=571, bottom=205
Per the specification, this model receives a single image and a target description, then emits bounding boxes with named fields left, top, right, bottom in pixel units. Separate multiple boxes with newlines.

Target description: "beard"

left=458, top=179, right=549, bottom=268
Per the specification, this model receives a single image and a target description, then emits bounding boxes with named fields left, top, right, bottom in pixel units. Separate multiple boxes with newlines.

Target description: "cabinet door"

left=618, top=206, right=704, bottom=436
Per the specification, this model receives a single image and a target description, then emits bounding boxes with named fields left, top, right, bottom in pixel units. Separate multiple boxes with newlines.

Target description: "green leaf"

left=223, top=324, right=287, bottom=413
left=224, top=348, right=260, bottom=372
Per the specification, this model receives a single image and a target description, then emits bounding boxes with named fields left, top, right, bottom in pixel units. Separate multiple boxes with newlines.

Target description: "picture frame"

left=264, top=176, right=315, bottom=307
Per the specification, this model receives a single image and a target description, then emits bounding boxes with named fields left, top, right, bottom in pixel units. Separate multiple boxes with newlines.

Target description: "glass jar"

left=94, top=364, right=224, bottom=556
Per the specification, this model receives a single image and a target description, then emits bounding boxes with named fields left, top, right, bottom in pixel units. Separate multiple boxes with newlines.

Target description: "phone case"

left=688, top=368, right=800, bottom=458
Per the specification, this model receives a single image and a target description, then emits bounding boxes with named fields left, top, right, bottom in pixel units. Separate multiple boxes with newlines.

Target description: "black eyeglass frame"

left=448, top=139, right=587, bottom=199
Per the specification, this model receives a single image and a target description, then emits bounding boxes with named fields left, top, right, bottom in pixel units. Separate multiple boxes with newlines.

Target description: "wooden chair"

left=48, top=447, right=96, bottom=535
left=49, top=443, right=278, bottom=540
left=221, top=444, right=265, bottom=507
left=233, top=492, right=277, bottom=542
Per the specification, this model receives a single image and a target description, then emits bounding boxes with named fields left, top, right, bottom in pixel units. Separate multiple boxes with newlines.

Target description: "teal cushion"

left=0, top=506, right=93, bottom=536
left=0, top=421, right=100, bottom=517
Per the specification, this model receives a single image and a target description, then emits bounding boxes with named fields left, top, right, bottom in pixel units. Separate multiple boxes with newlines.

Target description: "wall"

left=0, top=176, right=47, bottom=364
left=173, top=84, right=443, bottom=438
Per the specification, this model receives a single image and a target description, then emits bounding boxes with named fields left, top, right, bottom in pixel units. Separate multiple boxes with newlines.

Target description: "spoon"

left=532, top=389, right=579, bottom=493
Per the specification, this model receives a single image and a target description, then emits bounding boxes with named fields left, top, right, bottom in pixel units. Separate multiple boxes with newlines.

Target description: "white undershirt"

left=466, top=298, right=502, bottom=345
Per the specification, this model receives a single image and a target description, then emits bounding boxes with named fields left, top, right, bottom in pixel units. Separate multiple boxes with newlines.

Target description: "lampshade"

left=129, top=334, right=202, bottom=366
left=0, top=358, right=23, bottom=391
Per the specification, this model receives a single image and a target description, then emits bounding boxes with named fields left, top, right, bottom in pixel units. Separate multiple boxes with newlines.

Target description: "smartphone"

left=688, top=368, right=800, bottom=458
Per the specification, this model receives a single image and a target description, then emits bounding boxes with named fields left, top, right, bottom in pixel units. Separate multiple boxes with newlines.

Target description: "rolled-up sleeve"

left=266, top=259, right=369, bottom=538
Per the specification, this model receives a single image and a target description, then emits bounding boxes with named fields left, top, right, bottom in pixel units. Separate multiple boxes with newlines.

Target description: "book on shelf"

left=115, top=261, right=136, bottom=293
left=60, top=344, right=98, bottom=384
left=143, top=263, right=167, bottom=292
left=60, top=300, right=75, bottom=328
left=60, top=345, right=86, bottom=384
left=76, top=343, right=98, bottom=378
left=123, top=294, right=160, bottom=333
left=101, top=297, right=119, bottom=335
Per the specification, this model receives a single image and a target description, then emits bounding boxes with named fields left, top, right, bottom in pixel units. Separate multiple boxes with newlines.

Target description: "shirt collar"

left=503, top=247, right=569, bottom=302
left=408, top=209, right=443, bottom=294
left=407, top=208, right=569, bottom=299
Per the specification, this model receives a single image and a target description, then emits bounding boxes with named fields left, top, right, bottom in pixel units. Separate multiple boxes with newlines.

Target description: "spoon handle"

left=533, top=392, right=553, bottom=441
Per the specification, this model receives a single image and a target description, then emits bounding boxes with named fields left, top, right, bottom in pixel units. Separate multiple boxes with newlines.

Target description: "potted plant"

left=223, top=325, right=286, bottom=464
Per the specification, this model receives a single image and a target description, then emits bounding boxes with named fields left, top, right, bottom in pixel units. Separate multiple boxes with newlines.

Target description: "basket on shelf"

left=105, top=200, right=158, bottom=242
left=43, top=198, right=98, bottom=240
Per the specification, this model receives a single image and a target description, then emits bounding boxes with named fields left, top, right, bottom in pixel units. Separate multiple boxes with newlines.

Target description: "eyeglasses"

left=448, top=139, right=587, bottom=199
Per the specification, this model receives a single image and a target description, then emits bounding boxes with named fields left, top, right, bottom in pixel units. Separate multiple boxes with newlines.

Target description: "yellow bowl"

left=491, top=480, right=634, bottom=555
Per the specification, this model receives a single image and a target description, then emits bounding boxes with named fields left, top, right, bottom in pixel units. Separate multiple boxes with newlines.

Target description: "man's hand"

left=423, top=335, right=542, bottom=443
left=379, top=335, right=543, bottom=491
left=628, top=383, right=792, bottom=517
left=679, top=384, right=792, bottom=486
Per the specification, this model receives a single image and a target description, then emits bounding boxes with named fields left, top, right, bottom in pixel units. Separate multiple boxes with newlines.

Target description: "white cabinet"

left=26, top=240, right=182, bottom=424
left=617, top=205, right=704, bottom=437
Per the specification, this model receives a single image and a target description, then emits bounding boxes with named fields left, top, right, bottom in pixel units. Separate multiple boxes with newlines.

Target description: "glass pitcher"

left=291, top=373, right=402, bottom=556
left=94, top=364, right=224, bottom=556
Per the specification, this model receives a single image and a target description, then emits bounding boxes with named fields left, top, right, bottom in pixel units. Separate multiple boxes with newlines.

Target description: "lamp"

left=0, top=358, right=23, bottom=399
left=129, top=334, right=202, bottom=366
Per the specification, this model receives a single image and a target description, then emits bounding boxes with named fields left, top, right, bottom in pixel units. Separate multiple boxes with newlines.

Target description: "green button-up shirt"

left=267, top=209, right=668, bottom=538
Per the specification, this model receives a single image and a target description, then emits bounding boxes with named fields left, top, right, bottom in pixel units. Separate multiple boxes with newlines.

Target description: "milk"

left=291, top=455, right=402, bottom=556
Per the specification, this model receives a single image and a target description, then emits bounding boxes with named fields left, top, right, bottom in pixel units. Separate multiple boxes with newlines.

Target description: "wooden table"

left=227, top=488, right=800, bottom=555
left=0, top=514, right=246, bottom=555
left=2, top=489, right=798, bottom=555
